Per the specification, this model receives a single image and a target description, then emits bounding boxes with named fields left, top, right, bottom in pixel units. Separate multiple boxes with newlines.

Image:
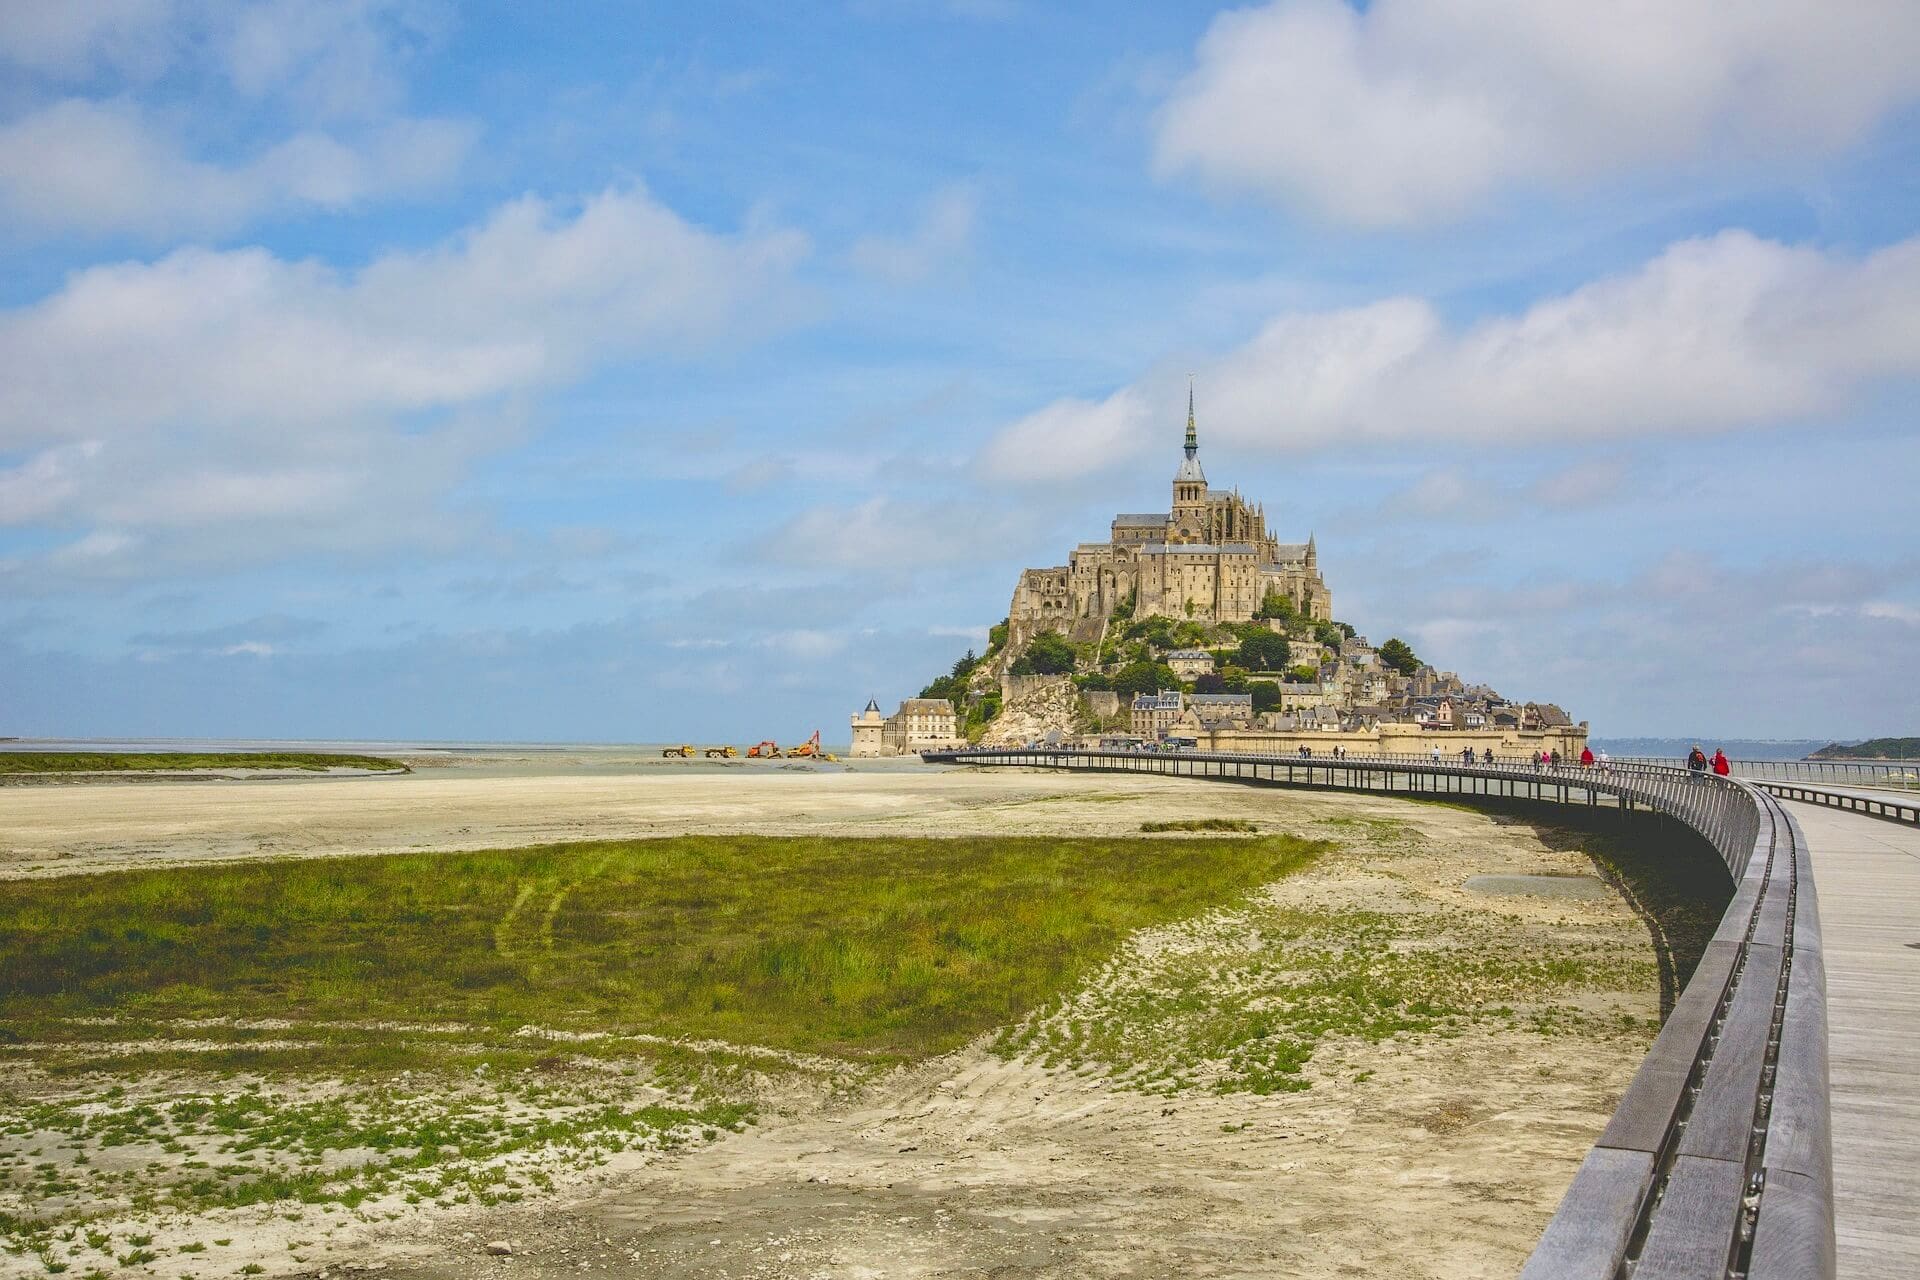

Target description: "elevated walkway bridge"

left=920, top=746, right=1918, bottom=1278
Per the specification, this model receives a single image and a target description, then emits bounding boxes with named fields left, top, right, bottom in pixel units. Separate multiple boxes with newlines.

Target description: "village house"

left=1131, top=689, right=1185, bottom=739
left=1189, top=692, right=1254, bottom=728
left=1165, top=648, right=1216, bottom=679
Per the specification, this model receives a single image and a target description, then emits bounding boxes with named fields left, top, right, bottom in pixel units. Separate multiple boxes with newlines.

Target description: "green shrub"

left=1237, top=631, right=1291, bottom=671
left=1009, top=631, right=1076, bottom=676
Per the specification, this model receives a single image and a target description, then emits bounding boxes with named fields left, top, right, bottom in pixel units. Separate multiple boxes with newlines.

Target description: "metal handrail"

left=922, top=746, right=1832, bottom=1279
left=1611, top=755, right=1920, bottom=789
left=1753, top=780, right=1920, bottom=827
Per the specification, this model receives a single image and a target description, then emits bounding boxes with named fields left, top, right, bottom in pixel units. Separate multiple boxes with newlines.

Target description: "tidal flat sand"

left=0, top=755, right=1718, bottom=1278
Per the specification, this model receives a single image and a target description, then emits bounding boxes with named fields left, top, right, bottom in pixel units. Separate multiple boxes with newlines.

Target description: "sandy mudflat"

left=0, top=757, right=1679, bottom=1278
left=2, top=757, right=1461, bottom=879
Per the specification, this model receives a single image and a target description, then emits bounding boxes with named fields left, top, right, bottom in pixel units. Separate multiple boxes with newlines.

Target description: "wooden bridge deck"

left=1781, top=800, right=1920, bottom=1278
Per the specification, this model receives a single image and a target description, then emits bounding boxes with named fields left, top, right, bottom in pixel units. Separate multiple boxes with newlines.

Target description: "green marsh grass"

left=0, top=833, right=1321, bottom=1062
left=1139, top=818, right=1257, bottom=833
left=0, top=753, right=406, bottom=776
left=0, top=834, right=1319, bottom=1243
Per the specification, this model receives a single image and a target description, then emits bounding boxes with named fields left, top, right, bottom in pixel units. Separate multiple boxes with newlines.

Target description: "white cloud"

left=847, top=184, right=979, bottom=283
left=759, top=629, right=848, bottom=662
left=766, top=497, right=1041, bottom=570
left=218, top=0, right=441, bottom=121
left=0, top=98, right=472, bottom=238
left=0, top=1, right=436, bottom=115
left=0, top=0, right=177, bottom=80
left=1154, top=0, right=1920, bottom=226
left=1383, top=551, right=1920, bottom=736
left=978, top=386, right=1155, bottom=483
left=0, top=186, right=808, bottom=581
left=981, top=230, right=1920, bottom=479
left=0, top=3, right=467, bottom=239
left=1861, top=601, right=1920, bottom=626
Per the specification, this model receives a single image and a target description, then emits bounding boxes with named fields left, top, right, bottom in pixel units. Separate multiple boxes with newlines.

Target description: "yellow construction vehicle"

left=704, top=745, right=738, bottom=759
left=660, top=744, right=694, bottom=758
left=785, top=730, right=825, bottom=759
left=746, top=740, right=781, bottom=759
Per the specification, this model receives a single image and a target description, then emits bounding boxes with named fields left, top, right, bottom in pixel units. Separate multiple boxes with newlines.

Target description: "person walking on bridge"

left=1579, top=745, right=1595, bottom=767
left=1712, top=747, right=1731, bottom=777
left=1686, top=745, right=1708, bottom=776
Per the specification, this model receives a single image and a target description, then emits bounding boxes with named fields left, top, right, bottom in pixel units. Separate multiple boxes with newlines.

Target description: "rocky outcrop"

left=979, top=675, right=1083, bottom=747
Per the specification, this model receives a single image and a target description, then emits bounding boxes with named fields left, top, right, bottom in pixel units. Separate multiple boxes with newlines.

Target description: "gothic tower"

left=1171, top=380, right=1207, bottom=543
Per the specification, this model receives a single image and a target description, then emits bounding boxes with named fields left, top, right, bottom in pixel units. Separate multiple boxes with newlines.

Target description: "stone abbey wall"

left=1006, top=405, right=1330, bottom=634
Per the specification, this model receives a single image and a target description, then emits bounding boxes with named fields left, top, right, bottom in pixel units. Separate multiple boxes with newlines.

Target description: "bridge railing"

left=1752, top=780, right=1920, bottom=827
left=1612, top=755, right=1920, bottom=789
left=922, top=747, right=1832, bottom=1280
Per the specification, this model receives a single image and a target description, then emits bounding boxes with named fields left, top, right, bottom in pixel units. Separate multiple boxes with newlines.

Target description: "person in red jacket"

left=1580, top=746, right=1595, bottom=767
left=1712, top=748, right=1731, bottom=776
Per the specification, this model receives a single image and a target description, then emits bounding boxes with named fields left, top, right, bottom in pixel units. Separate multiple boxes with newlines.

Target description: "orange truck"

left=746, top=740, right=782, bottom=759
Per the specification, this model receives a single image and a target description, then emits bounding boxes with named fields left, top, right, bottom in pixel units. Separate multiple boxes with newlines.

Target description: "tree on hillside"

left=1193, top=673, right=1227, bottom=694
left=1125, top=615, right=1174, bottom=648
left=1378, top=637, right=1421, bottom=676
left=1170, top=620, right=1211, bottom=648
left=919, top=672, right=964, bottom=705
left=1314, top=621, right=1345, bottom=649
left=1010, top=630, right=1076, bottom=676
left=1254, top=589, right=1298, bottom=621
left=1250, top=683, right=1281, bottom=714
left=1237, top=630, right=1291, bottom=671
left=1112, top=660, right=1179, bottom=699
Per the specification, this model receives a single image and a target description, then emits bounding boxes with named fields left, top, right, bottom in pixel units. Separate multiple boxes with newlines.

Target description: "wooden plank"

left=1750, top=1167, right=1836, bottom=1280
left=1751, top=868, right=1792, bottom=945
left=1780, top=801, right=1920, bottom=1279
left=1632, top=1154, right=1743, bottom=1279
left=1678, top=943, right=1784, bottom=1163
left=1597, top=940, right=1739, bottom=1154
left=1765, top=950, right=1832, bottom=1192
left=1793, top=878, right=1823, bottom=958
left=1711, top=866, right=1767, bottom=946
left=1518, top=1147, right=1653, bottom=1280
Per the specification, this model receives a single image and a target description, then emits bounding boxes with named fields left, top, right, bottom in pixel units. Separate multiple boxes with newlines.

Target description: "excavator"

left=784, top=730, right=837, bottom=762
left=704, top=745, right=738, bottom=759
left=660, top=744, right=694, bottom=758
left=746, top=740, right=782, bottom=759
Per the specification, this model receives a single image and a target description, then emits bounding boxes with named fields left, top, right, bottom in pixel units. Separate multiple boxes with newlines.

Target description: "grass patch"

left=0, top=834, right=1320, bottom=1061
left=993, top=811, right=1727, bottom=1098
left=1139, top=818, right=1257, bottom=834
left=994, top=899, right=1632, bottom=1095
left=0, top=753, right=406, bottom=776
left=0, top=833, right=1320, bottom=1243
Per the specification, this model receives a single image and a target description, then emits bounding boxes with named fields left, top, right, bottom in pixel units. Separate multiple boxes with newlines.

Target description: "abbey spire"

left=1175, top=377, right=1206, bottom=487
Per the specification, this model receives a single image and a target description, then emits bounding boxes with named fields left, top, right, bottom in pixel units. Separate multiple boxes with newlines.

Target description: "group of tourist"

left=1686, top=745, right=1733, bottom=777
left=1409, top=744, right=1614, bottom=772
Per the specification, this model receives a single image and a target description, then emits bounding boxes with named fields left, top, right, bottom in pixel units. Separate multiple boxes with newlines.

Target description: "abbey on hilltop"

left=1008, top=388, right=1330, bottom=637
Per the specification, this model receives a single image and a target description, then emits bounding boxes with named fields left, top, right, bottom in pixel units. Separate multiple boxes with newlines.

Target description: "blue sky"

left=2, top=1, right=1918, bottom=743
